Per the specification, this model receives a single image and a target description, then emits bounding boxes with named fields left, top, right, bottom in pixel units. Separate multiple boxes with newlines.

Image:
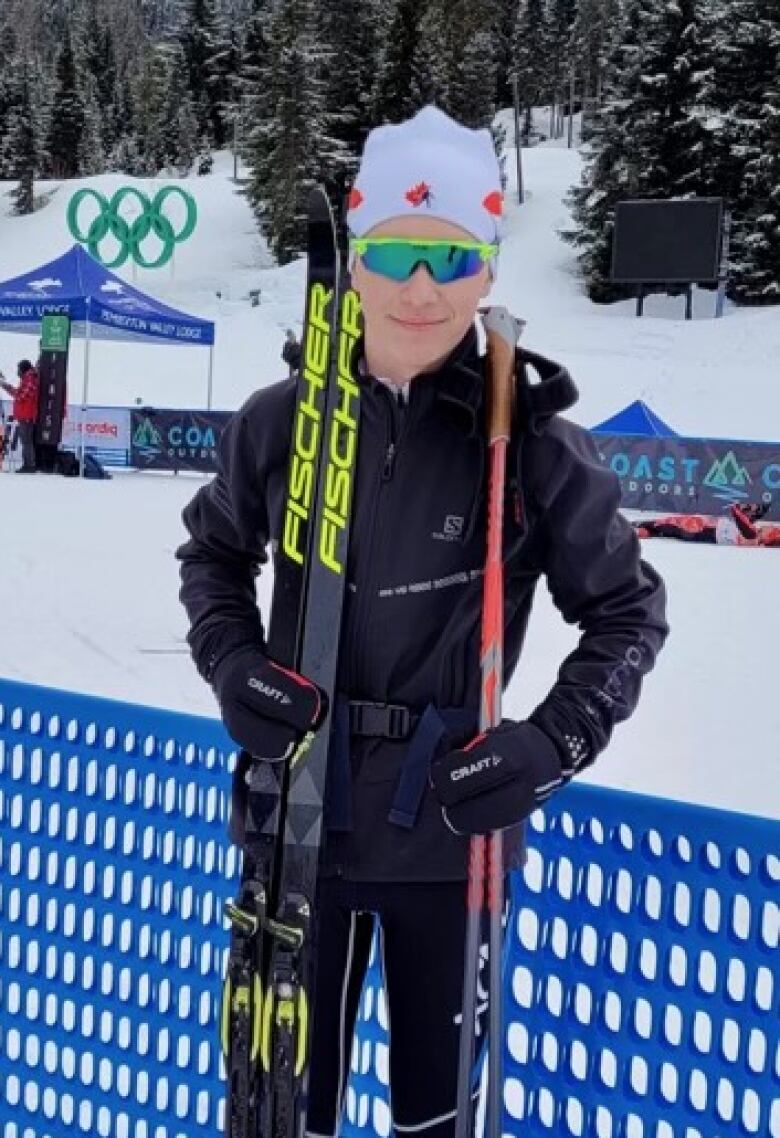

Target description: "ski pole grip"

left=479, top=306, right=525, bottom=442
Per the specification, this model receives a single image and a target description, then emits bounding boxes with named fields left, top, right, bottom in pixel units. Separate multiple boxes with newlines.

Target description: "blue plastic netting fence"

left=1, top=678, right=778, bottom=1138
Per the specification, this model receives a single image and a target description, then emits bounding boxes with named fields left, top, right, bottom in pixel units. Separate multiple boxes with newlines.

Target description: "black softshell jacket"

left=177, top=328, right=668, bottom=881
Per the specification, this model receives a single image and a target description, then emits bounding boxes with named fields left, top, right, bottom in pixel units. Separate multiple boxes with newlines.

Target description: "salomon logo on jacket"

left=247, top=677, right=292, bottom=705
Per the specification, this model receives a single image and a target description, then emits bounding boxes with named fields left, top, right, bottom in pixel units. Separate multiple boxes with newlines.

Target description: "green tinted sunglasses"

left=350, top=237, right=497, bottom=284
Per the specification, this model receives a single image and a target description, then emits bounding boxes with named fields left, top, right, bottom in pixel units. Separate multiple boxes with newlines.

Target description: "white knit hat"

left=346, top=106, right=504, bottom=272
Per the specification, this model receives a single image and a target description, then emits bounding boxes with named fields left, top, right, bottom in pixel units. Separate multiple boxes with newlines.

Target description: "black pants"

left=306, top=877, right=489, bottom=1138
left=14, top=421, right=36, bottom=469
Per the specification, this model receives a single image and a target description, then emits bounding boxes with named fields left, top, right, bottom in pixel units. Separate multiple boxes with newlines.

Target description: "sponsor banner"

left=37, top=316, right=71, bottom=447
left=37, top=354, right=69, bottom=447
left=40, top=313, right=71, bottom=353
left=0, top=301, right=75, bottom=322
left=92, top=301, right=211, bottom=344
left=130, top=409, right=230, bottom=472
left=593, top=434, right=780, bottom=519
left=62, top=406, right=131, bottom=454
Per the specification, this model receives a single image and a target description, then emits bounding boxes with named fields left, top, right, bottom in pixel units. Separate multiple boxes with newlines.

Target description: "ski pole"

left=455, top=306, right=524, bottom=1138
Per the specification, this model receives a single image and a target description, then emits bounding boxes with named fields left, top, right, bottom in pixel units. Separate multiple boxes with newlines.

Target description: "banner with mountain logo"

left=130, top=409, right=230, bottom=472
left=592, top=435, right=780, bottom=518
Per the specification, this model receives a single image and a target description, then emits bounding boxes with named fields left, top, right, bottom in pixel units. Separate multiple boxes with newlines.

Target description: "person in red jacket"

left=0, top=359, right=39, bottom=472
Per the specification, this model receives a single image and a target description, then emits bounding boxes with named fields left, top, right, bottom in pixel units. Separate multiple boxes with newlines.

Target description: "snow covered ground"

left=1, top=138, right=779, bottom=821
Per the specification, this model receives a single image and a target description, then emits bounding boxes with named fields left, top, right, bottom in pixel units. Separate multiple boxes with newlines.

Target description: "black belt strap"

left=327, top=696, right=477, bottom=833
left=348, top=699, right=416, bottom=740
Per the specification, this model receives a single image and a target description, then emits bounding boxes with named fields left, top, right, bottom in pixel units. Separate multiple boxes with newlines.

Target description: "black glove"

left=211, top=644, right=326, bottom=761
left=430, top=720, right=562, bottom=836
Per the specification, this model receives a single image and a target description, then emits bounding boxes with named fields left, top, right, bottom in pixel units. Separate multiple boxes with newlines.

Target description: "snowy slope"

left=1, top=140, right=778, bottom=821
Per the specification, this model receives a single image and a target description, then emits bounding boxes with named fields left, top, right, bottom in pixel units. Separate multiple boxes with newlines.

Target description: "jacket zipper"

left=382, top=440, right=397, bottom=481
left=348, top=388, right=406, bottom=693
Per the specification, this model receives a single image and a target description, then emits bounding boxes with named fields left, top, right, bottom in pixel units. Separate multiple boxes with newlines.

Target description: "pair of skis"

left=220, top=186, right=361, bottom=1138
left=219, top=184, right=523, bottom=1138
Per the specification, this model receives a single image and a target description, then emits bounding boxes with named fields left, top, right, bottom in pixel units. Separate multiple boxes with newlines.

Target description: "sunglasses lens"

left=359, top=242, right=486, bottom=283
left=429, top=246, right=484, bottom=283
left=360, top=243, right=414, bottom=281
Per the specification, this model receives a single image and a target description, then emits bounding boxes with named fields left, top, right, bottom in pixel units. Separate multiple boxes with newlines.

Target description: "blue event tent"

left=591, top=400, right=678, bottom=438
left=0, top=243, right=216, bottom=407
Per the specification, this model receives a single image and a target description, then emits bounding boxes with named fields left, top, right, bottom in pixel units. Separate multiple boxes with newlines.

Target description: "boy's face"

left=350, top=215, right=493, bottom=379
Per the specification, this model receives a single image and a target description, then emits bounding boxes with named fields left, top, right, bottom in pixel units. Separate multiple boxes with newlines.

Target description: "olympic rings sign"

left=67, top=186, right=198, bottom=269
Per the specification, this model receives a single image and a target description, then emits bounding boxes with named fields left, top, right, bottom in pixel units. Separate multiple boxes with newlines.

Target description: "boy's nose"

left=401, top=263, right=440, bottom=300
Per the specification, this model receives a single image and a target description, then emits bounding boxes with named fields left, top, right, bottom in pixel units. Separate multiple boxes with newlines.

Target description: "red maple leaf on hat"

left=405, top=182, right=433, bottom=207
left=483, top=191, right=503, bottom=216
left=347, top=187, right=364, bottom=210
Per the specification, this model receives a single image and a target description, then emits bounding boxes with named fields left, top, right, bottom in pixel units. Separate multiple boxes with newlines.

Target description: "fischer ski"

left=220, top=186, right=362, bottom=1138
left=258, top=264, right=361, bottom=1138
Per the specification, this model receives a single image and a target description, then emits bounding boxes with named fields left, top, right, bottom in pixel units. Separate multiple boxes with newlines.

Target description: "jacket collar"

left=430, top=326, right=484, bottom=437
left=427, top=330, right=581, bottom=438
left=355, top=326, right=483, bottom=435
left=355, top=323, right=579, bottom=437
left=516, top=346, right=579, bottom=435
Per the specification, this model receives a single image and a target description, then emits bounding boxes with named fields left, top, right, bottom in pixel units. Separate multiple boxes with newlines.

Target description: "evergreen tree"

left=238, top=0, right=270, bottom=95
left=244, top=0, right=339, bottom=262
left=8, top=76, right=37, bottom=214
left=563, top=0, right=708, bottom=301
left=175, top=95, right=202, bottom=173
left=158, top=41, right=202, bottom=173
left=738, top=44, right=780, bottom=302
left=372, top=0, right=427, bottom=124
left=108, top=131, right=145, bottom=176
left=133, top=43, right=171, bottom=173
left=319, top=0, right=380, bottom=202
left=409, top=1, right=450, bottom=111
left=140, top=0, right=185, bottom=39
left=495, top=0, right=520, bottom=109
left=78, top=82, right=108, bottom=174
left=212, top=12, right=241, bottom=149
left=0, top=23, right=20, bottom=174
left=76, top=1, right=120, bottom=155
left=158, top=45, right=194, bottom=169
left=95, top=24, right=119, bottom=113
left=46, top=27, right=85, bottom=177
left=31, top=59, right=56, bottom=178
left=570, top=0, right=624, bottom=129
left=0, top=82, right=14, bottom=178
left=107, top=74, right=143, bottom=173
left=548, top=0, right=578, bottom=134
left=77, top=0, right=109, bottom=98
left=178, top=0, right=225, bottom=146
left=512, top=0, right=550, bottom=138
left=444, top=0, right=500, bottom=131
left=237, top=0, right=272, bottom=165
left=699, top=0, right=780, bottom=302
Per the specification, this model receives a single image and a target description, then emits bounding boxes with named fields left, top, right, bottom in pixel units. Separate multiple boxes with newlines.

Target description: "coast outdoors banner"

left=130, top=409, right=230, bottom=472
left=594, top=434, right=780, bottom=518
